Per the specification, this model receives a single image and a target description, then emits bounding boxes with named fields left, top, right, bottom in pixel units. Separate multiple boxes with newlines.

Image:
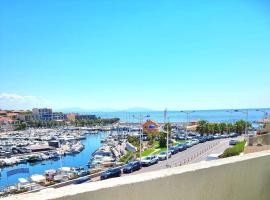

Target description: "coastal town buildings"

left=75, top=114, right=97, bottom=120
left=52, top=112, right=67, bottom=121
left=67, top=113, right=97, bottom=121
left=32, top=108, right=67, bottom=121
left=0, top=110, right=7, bottom=116
left=0, top=116, right=15, bottom=131
left=32, top=108, right=53, bottom=121
left=0, top=108, right=99, bottom=131
left=66, top=113, right=77, bottom=121
left=143, top=120, right=160, bottom=133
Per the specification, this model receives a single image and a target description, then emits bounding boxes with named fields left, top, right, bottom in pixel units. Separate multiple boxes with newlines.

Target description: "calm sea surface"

left=92, top=108, right=270, bottom=123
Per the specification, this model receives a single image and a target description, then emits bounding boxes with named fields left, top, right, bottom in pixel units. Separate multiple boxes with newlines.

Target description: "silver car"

left=141, top=155, right=159, bottom=166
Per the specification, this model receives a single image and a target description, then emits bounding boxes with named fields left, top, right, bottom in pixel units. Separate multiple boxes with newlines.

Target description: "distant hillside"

left=55, top=107, right=154, bottom=113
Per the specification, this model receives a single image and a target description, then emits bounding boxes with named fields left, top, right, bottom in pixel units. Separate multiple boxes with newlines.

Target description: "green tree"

left=208, top=123, right=215, bottom=134
left=127, top=135, right=139, bottom=148
left=146, top=131, right=157, bottom=145
left=219, top=123, right=227, bottom=134
left=234, top=120, right=251, bottom=135
left=196, top=120, right=208, bottom=135
left=158, top=132, right=167, bottom=148
left=213, top=123, right=220, bottom=134
left=15, top=122, right=27, bottom=131
left=164, top=123, right=172, bottom=133
left=226, top=123, right=234, bottom=134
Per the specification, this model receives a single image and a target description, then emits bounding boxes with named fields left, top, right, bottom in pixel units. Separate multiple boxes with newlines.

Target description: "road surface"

left=130, top=137, right=242, bottom=175
left=92, top=137, right=242, bottom=181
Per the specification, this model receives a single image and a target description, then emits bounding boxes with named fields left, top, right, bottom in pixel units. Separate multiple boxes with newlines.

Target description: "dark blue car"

left=207, top=135, right=214, bottom=141
left=198, top=137, right=207, bottom=143
left=74, top=176, right=91, bottom=184
left=169, top=146, right=178, bottom=154
left=100, top=167, right=121, bottom=180
left=175, top=144, right=187, bottom=152
left=123, top=161, right=141, bottom=173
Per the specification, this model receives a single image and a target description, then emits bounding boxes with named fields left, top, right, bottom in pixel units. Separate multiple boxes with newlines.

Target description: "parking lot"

left=130, top=137, right=238, bottom=175
left=93, top=135, right=243, bottom=181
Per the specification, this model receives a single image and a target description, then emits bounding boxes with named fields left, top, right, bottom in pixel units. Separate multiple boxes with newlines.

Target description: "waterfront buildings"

left=0, top=117, right=15, bottom=131
left=75, top=114, right=97, bottom=120
left=66, top=113, right=77, bottom=121
left=143, top=120, right=160, bottom=133
left=52, top=112, right=67, bottom=121
left=67, top=113, right=97, bottom=121
left=0, top=108, right=100, bottom=131
left=32, top=108, right=68, bottom=121
left=32, top=108, right=53, bottom=121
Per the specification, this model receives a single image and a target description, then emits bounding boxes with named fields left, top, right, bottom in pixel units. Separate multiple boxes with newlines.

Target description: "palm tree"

left=234, top=120, right=251, bottom=135
left=227, top=123, right=234, bottom=134
left=219, top=123, right=227, bottom=134
left=213, top=123, right=220, bottom=134
left=196, top=120, right=208, bottom=135
left=208, top=123, right=215, bottom=134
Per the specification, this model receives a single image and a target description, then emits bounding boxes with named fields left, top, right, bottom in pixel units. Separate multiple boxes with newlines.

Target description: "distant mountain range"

left=54, top=107, right=270, bottom=114
left=55, top=107, right=154, bottom=113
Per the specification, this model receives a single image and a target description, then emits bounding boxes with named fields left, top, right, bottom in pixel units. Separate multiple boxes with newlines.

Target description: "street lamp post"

left=132, top=114, right=150, bottom=162
left=225, top=110, right=234, bottom=134
left=180, top=111, right=195, bottom=138
left=256, top=109, right=268, bottom=119
left=163, top=108, right=170, bottom=164
left=166, top=116, right=171, bottom=165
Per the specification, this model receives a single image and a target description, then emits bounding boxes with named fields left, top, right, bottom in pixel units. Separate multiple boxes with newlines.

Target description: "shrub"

left=219, top=140, right=246, bottom=158
left=120, top=151, right=134, bottom=163
left=127, top=135, right=139, bottom=148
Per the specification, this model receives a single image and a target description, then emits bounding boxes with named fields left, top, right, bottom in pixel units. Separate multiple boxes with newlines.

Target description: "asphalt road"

left=130, top=137, right=242, bottom=175
left=91, top=137, right=243, bottom=182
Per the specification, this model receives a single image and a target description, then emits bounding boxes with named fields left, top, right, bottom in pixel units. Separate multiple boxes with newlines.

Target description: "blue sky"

left=0, top=0, right=270, bottom=111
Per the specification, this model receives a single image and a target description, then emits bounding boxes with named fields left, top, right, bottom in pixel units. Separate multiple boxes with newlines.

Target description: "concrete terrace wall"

left=5, top=151, right=270, bottom=200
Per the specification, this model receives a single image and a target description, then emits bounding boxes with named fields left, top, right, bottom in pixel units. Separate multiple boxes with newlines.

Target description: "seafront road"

left=91, top=137, right=243, bottom=181
left=130, top=137, right=243, bottom=175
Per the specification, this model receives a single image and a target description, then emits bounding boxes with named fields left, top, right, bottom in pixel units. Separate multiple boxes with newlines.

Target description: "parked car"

left=100, top=167, right=121, bottom=180
left=221, top=134, right=228, bottom=138
left=178, top=136, right=186, bottom=140
left=78, top=170, right=90, bottom=177
left=213, top=134, right=221, bottom=139
left=185, top=141, right=193, bottom=148
left=123, top=161, right=141, bottom=173
left=175, top=144, right=187, bottom=152
left=191, top=139, right=199, bottom=145
left=229, top=133, right=238, bottom=138
left=182, top=143, right=188, bottom=150
left=197, top=137, right=204, bottom=143
left=169, top=146, right=178, bottom=154
left=141, top=155, right=158, bottom=166
left=74, top=176, right=91, bottom=184
left=229, top=140, right=240, bottom=145
left=187, top=136, right=193, bottom=140
left=207, top=135, right=214, bottom=141
left=158, top=151, right=172, bottom=160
